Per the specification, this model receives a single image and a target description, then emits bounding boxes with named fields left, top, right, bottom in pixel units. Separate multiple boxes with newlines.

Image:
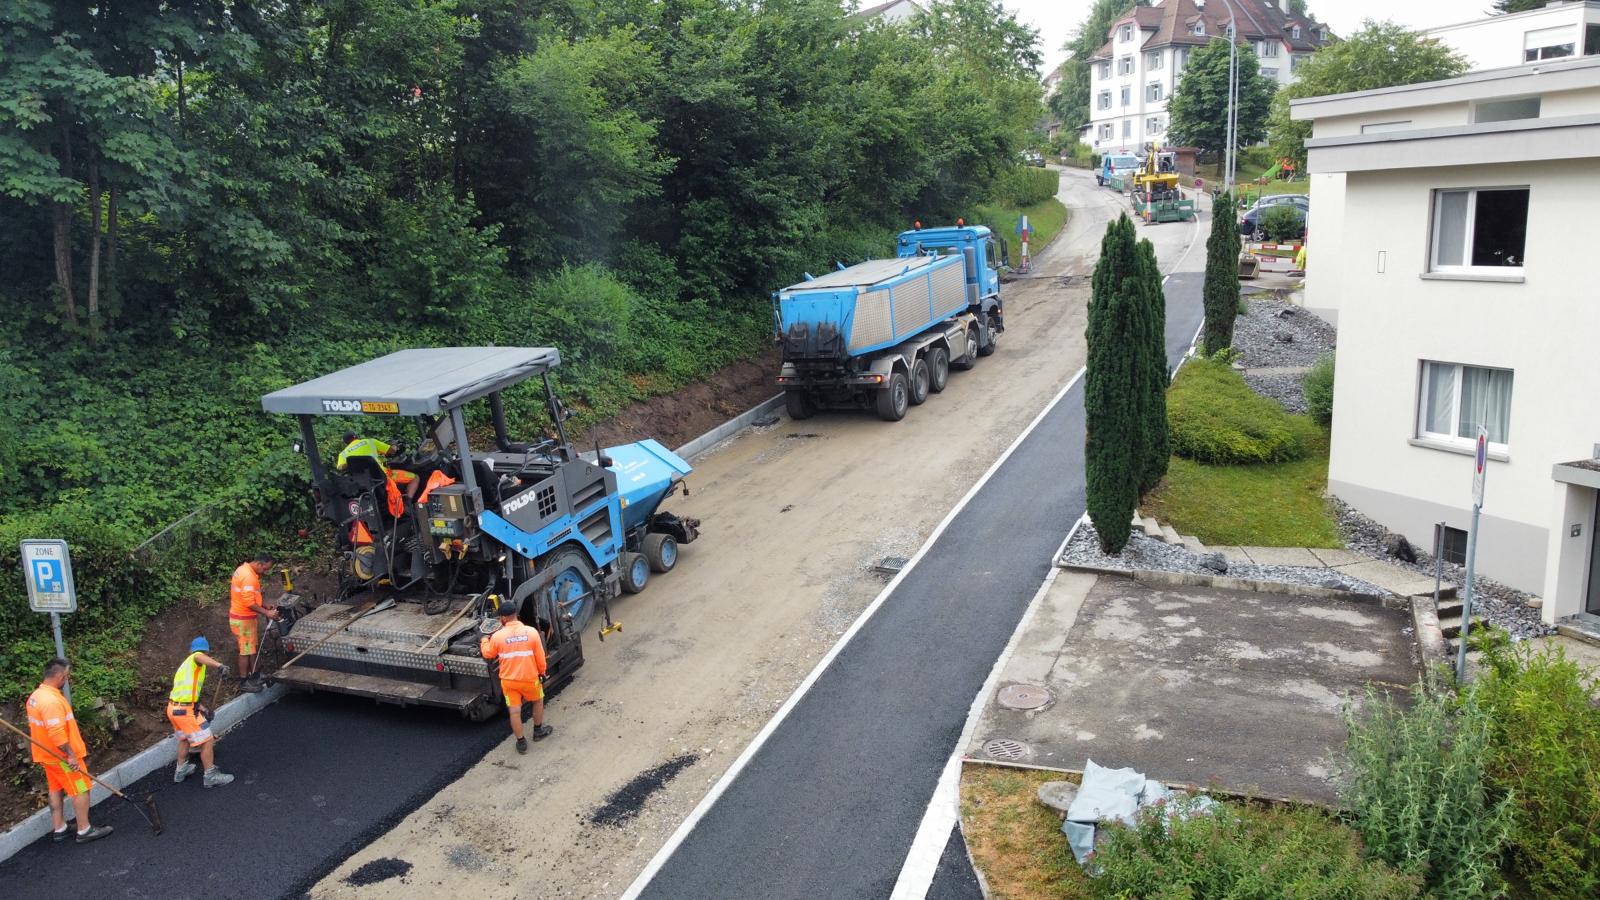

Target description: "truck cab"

left=1098, top=153, right=1140, bottom=191
left=894, top=224, right=1004, bottom=306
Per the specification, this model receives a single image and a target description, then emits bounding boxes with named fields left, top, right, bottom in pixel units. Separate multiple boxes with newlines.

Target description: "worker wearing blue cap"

left=166, top=637, right=235, bottom=787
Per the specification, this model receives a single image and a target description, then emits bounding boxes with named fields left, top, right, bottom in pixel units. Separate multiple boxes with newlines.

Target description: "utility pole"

left=1221, top=0, right=1239, bottom=193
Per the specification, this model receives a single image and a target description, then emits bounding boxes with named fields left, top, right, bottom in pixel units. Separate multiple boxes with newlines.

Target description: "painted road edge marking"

left=619, top=364, right=1090, bottom=900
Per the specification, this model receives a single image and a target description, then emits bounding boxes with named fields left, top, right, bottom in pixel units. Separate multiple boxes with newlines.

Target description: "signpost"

left=1455, top=428, right=1488, bottom=683
left=1015, top=214, right=1031, bottom=274
left=21, top=539, right=77, bottom=700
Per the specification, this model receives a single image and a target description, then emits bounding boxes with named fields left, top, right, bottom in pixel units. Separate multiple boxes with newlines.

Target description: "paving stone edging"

left=0, top=684, right=285, bottom=862
left=1059, top=563, right=1403, bottom=609
left=1411, top=596, right=1450, bottom=663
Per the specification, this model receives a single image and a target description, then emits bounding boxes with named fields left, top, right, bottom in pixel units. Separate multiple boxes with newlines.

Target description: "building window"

left=1291, top=25, right=1301, bottom=39
left=1430, top=188, right=1529, bottom=273
left=1587, top=23, right=1600, bottom=55
left=1146, top=116, right=1163, bottom=133
left=1436, top=525, right=1469, bottom=566
left=1473, top=96, right=1540, bottom=123
left=1181, top=47, right=1192, bottom=66
left=1121, top=85, right=1131, bottom=106
left=1146, top=50, right=1163, bottom=69
left=1099, top=123, right=1114, bottom=140
left=1118, top=55, right=1135, bottom=75
left=1100, top=60, right=1111, bottom=79
left=1097, top=90, right=1111, bottom=110
left=1292, top=53, right=1307, bottom=70
left=1318, top=27, right=1327, bottom=40
left=1525, top=25, right=1576, bottom=61
left=1192, top=21, right=1205, bottom=36
left=1418, top=362, right=1514, bottom=449
left=1249, top=40, right=1259, bottom=54
left=1123, top=119, right=1132, bottom=138
left=1146, top=82, right=1163, bottom=101
left=1261, top=67, right=1279, bottom=79
left=1262, top=41, right=1280, bottom=58
left=1120, top=25, right=1133, bottom=42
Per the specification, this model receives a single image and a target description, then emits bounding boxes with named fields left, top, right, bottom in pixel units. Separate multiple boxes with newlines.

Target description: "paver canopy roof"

left=260, top=347, right=562, bottom=416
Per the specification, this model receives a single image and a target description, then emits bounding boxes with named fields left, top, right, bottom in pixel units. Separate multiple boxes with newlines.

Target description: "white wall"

left=1327, top=160, right=1600, bottom=595
left=1427, top=4, right=1600, bottom=72
left=1301, top=172, right=1344, bottom=324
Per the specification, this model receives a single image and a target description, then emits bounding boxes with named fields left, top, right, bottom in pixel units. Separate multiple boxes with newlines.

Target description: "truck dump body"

left=778, top=253, right=967, bottom=359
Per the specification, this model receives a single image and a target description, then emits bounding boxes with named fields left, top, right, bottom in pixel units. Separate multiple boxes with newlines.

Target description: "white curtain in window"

left=1458, top=367, right=1513, bottom=444
left=1424, top=363, right=1457, bottom=435
left=1435, top=192, right=1468, bottom=267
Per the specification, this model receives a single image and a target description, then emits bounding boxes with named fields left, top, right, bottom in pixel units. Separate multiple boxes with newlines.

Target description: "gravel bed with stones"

left=1242, top=371, right=1308, bottom=413
left=1061, top=522, right=1390, bottom=596
left=1231, top=296, right=1336, bottom=369
left=1332, top=498, right=1555, bottom=640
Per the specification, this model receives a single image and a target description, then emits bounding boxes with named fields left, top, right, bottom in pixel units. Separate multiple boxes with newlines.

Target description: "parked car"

left=1239, top=195, right=1309, bottom=240
left=1022, top=149, right=1046, bottom=168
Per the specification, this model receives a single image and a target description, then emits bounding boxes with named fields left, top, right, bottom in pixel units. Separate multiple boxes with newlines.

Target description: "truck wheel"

left=542, top=546, right=598, bottom=633
left=908, top=359, right=930, bottom=406
left=875, top=371, right=909, bottom=422
left=620, top=552, right=650, bottom=594
left=927, top=347, right=950, bottom=393
left=642, top=532, right=678, bottom=573
left=784, top=390, right=814, bottom=421
left=977, top=320, right=999, bottom=357
left=952, top=327, right=979, bottom=371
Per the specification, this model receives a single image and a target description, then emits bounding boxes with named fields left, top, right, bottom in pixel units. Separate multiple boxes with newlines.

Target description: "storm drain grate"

left=982, top=738, right=1028, bottom=761
left=872, top=556, right=908, bottom=575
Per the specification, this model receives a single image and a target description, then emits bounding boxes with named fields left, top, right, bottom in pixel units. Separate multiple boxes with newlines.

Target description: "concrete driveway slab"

left=967, top=574, right=1418, bottom=804
left=1238, top=546, right=1323, bottom=567
left=1332, top=560, right=1448, bottom=597
left=1308, top=548, right=1368, bottom=568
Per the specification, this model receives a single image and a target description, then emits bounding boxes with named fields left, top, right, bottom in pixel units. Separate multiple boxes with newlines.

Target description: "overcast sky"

left=1004, top=0, right=1487, bottom=73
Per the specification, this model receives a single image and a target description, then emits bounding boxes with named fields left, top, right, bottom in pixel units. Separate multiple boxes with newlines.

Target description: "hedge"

left=1168, top=356, right=1318, bottom=464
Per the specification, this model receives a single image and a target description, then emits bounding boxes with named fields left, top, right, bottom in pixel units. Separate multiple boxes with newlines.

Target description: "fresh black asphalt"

left=638, top=271, right=1205, bottom=899
left=1, top=271, right=1203, bottom=900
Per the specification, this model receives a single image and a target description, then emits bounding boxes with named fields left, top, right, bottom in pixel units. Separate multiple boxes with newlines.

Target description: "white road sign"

left=21, top=539, right=77, bottom=614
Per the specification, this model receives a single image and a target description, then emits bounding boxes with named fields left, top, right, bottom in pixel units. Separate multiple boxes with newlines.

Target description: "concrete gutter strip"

left=674, top=394, right=783, bottom=462
left=0, top=684, right=285, bottom=863
left=1059, top=563, right=1395, bottom=607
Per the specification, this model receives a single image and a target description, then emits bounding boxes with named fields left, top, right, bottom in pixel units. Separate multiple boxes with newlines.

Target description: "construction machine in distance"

left=259, top=347, right=699, bottom=721
left=1130, top=143, right=1196, bottom=224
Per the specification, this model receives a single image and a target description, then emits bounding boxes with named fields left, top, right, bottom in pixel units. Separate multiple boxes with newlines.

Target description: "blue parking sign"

left=21, top=539, right=77, bottom=613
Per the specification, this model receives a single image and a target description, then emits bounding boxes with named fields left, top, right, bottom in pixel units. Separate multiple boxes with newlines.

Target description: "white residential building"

left=854, top=0, right=925, bottom=25
left=1427, top=0, right=1600, bottom=72
left=1086, top=0, right=1331, bottom=154
left=1292, top=57, right=1600, bottom=624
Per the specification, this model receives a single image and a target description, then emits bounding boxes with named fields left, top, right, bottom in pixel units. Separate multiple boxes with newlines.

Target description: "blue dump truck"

left=774, top=224, right=1005, bottom=421
left=260, top=347, right=699, bottom=720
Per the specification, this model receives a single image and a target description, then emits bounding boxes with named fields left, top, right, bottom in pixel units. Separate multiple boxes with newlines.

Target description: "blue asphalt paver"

left=640, top=272, right=1205, bottom=899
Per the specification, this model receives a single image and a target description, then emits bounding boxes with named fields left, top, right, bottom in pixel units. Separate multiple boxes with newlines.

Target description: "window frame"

left=1099, top=60, right=1112, bottom=79
left=1145, top=82, right=1163, bottom=102
left=1146, top=116, right=1163, bottom=134
left=1146, top=50, right=1163, bottom=69
left=1262, top=40, right=1280, bottom=58
left=1291, top=25, right=1301, bottom=39
left=1120, top=85, right=1131, bottom=106
left=1118, top=55, right=1135, bottom=75
left=1122, top=118, right=1131, bottom=138
left=1192, top=22, right=1206, bottom=37
left=1120, top=24, right=1133, bottom=42
left=1261, top=67, right=1279, bottom=80
left=1428, top=186, right=1530, bottom=276
left=1415, top=361, right=1514, bottom=453
left=1097, top=90, right=1112, bottom=110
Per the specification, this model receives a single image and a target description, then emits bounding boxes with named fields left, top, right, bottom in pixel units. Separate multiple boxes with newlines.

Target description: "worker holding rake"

left=26, top=658, right=113, bottom=844
left=167, top=637, right=235, bottom=788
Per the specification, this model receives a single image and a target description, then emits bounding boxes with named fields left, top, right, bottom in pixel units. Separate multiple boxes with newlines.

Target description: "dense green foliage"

left=1085, top=215, right=1147, bottom=554
left=1305, top=352, right=1336, bottom=425
left=1261, top=204, right=1303, bottom=242
left=0, top=0, right=1045, bottom=706
left=1269, top=22, right=1468, bottom=168
left=1477, top=640, right=1600, bottom=898
left=1167, top=358, right=1316, bottom=464
left=1168, top=38, right=1274, bottom=159
left=1202, top=190, right=1242, bottom=353
left=1134, top=239, right=1167, bottom=495
left=1089, top=799, right=1421, bottom=899
left=1050, top=0, right=1145, bottom=132
left=1342, top=681, right=1514, bottom=898
left=991, top=166, right=1060, bottom=207
left=1495, top=0, right=1548, bottom=13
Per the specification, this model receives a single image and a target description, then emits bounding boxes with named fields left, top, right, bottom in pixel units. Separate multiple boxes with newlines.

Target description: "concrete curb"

left=961, top=759, right=1321, bottom=811
left=0, top=683, right=285, bottom=862
left=1059, top=563, right=1399, bottom=608
left=1411, top=595, right=1450, bottom=662
left=674, top=394, right=783, bottom=462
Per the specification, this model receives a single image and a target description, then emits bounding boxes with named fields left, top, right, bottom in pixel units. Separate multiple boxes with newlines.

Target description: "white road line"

left=618, top=364, right=1092, bottom=900
left=889, top=513, right=1087, bottom=899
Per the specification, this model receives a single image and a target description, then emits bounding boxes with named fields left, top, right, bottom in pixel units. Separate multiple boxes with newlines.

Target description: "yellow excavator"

left=1130, top=143, right=1194, bottom=224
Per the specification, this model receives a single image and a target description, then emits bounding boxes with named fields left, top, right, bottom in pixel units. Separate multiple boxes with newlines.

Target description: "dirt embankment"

left=575, top=346, right=779, bottom=449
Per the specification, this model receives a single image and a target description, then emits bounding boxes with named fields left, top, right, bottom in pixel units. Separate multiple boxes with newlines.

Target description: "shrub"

left=1477, top=640, right=1600, bottom=899
left=528, top=264, right=637, bottom=366
left=1089, top=799, right=1420, bottom=899
left=1343, top=679, right=1513, bottom=898
left=1262, top=204, right=1304, bottom=242
left=991, top=165, right=1060, bottom=206
left=1167, top=357, right=1318, bottom=464
left=1304, top=352, right=1335, bottom=424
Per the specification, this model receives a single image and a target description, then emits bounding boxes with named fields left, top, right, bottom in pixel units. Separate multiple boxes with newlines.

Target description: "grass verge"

left=961, top=764, right=1093, bottom=899
left=973, top=197, right=1069, bottom=260
left=1144, top=426, right=1343, bottom=548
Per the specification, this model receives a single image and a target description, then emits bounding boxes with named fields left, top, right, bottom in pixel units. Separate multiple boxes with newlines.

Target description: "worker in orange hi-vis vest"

left=229, top=553, right=280, bottom=691
left=27, top=658, right=113, bottom=844
left=479, top=596, right=552, bottom=754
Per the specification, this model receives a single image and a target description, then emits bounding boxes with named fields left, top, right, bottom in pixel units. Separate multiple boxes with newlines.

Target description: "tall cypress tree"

left=1086, top=215, right=1144, bottom=553
left=1201, top=190, right=1241, bottom=354
left=1135, top=237, right=1169, bottom=495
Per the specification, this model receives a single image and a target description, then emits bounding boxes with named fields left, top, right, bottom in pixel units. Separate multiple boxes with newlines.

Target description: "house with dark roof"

left=1084, top=0, right=1331, bottom=153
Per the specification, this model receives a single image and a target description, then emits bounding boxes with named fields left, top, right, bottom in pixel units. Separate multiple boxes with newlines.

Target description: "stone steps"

left=1133, top=511, right=1207, bottom=553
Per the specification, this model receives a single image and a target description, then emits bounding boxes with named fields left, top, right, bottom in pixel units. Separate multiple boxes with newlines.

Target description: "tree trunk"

left=107, top=185, right=118, bottom=301
left=87, top=154, right=102, bottom=339
left=176, top=58, right=187, bottom=136
left=53, top=122, right=78, bottom=326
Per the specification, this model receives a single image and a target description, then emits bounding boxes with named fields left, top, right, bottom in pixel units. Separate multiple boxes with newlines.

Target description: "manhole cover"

left=982, top=738, right=1028, bottom=761
left=997, top=683, right=1053, bottom=710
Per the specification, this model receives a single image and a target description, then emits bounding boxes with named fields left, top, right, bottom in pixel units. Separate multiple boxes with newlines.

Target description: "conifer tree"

left=1135, top=237, right=1169, bottom=494
left=1085, top=215, right=1144, bottom=553
left=1202, top=190, right=1241, bottom=354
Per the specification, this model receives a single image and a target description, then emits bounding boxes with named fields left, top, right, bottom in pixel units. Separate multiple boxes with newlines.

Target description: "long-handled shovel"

left=0, top=716, right=163, bottom=835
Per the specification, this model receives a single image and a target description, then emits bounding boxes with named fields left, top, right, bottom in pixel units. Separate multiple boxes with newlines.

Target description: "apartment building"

left=1427, top=0, right=1600, bottom=72
left=1291, top=57, right=1600, bottom=624
left=1085, top=0, right=1330, bottom=153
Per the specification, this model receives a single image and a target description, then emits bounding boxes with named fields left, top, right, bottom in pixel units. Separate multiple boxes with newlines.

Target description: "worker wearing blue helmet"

left=166, top=636, right=235, bottom=788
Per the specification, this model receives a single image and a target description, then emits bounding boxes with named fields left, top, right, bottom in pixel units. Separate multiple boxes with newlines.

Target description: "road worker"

left=337, top=431, right=419, bottom=515
left=27, top=658, right=112, bottom=844
left=167, top=637, right=235, bottom=788
left=230, top=552, right=280, bottom=692
left=479, top=595, right=552, bottom=753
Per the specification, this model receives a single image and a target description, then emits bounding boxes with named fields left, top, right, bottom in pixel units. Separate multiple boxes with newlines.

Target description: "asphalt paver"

left=638, top=272, right=1204, bottom=899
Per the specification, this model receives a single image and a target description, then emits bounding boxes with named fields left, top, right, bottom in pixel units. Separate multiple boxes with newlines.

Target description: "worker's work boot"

left=239, top=678, right=262, bottom=694
left=174, top=761, right=197, bottom=783
left=75, top=825, right=113, bottom=844
left=515, top=737, right=528, bottom=755
left=203, top=767, right=235, bottom=788
left=531, top=724, right=553, bottom=741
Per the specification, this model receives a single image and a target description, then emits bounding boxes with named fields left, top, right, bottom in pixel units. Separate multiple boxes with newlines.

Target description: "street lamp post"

left=1222, top=0, right=1238, bottom=193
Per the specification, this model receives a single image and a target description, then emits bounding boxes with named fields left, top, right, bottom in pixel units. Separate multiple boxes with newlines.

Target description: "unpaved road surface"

left=0, top=168, right=1205, bottom=900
